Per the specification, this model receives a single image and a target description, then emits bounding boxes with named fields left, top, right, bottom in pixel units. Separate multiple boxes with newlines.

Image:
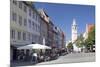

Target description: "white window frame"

left=19, top=15, right=22, bottom=26
left=17, top=31, right=21, bottom=40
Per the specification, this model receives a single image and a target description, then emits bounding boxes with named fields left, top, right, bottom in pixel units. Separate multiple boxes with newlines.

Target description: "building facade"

left=61, top=31, right=66, bottom=48
left=48, top=20, right=54, bottom=47
left=83, top=24, right=95, bottom=40
left=38, top=9, right=49, bottom=45
left=10, top=0, right=66, bottom=61
left=53, top=26, right=59, bottom=48
left=10, top=0, right=41, bottom=61
left=53, top=26, right=65, bottom=49
left=57, top=27, right=63, bottom=49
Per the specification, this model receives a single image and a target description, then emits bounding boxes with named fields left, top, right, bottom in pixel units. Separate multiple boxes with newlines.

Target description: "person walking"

left=32, top=51, right=38, bottom=64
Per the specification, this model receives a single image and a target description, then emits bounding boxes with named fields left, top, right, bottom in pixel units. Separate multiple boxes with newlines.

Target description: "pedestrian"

left=32, top=51, right=38, bottom=64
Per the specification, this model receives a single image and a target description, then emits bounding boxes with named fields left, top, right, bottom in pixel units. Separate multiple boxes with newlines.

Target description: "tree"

left=67, top=42, right=72, bottom=48
left=75, top=34, right=84, bottom=48
left=88, top=25, right=95, bottom=44
left=85, top=26, right=95, bottom=51
left=67, top=42, right=73, bottom=52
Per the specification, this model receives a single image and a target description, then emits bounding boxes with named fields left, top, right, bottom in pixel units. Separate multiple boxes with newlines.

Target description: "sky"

left=33, top=2, right=95, bottom=41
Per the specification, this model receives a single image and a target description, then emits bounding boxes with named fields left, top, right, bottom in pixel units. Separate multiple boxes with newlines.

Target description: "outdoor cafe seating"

left=17, top=44, right=51, bottom=63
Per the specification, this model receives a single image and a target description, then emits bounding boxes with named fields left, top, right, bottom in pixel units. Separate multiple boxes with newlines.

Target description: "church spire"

left=72, top=18, right=76, bottom=25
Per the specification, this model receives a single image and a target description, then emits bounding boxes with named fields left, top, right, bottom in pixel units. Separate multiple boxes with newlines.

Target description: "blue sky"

left=34, top=2, right=95, bottom=41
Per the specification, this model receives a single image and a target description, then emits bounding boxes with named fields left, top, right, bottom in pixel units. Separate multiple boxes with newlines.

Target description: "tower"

left=72, top=19, right=77, bottom=43
left=71, top=19, right=79, bottom=52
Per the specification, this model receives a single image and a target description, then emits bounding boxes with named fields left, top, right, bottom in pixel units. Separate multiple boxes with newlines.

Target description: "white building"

left=71, top=19, right=80, bottom=52
left=10, top=0, right=41, bottom=61
left=38, top=9, right=49, bottom=45
left=10, top=0, right=41, bottom=46
left=83, top=24, right=89, bottom=41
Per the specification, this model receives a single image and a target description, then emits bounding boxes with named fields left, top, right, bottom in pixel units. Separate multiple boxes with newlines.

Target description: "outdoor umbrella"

left=17, top=44, right=51, bottom=50
left=44, top=46, right=51, bottom=49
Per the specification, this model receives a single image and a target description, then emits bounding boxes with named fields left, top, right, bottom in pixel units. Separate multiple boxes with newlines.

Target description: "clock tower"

left=72, top=19, right=77, bottom=43
left=71, top=19, right=80, bottom=52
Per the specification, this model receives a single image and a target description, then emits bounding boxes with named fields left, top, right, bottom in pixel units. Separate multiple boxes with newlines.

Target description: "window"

left=37, top=25, right=39, bottom=32
left=28, top=33, right=30, bottom=40
left=35, top=24, right=37, bottom=31
left=19, top=2, right=22, bottom=9
left=36, top=15, right=38, bottom=21
left=11, top=29, right=15, bottom=39
left=32, top=21, right=34, bottom=29
left=13, top=0, right=17, bottom=5
left=35, top=14, right=37, bottom=20
left=29, top=8, right=31, bottom=17
left=32, top=34, right=34, bottom=41
left=38, top=25, right=40, bottom=32
left=18, top=31, right=21, bottom=40
left=24, top=5, right=27, bottom=12
left=12, top=12, right=17, bottom=22
left=33, top=12, right=35, bottom=19
left=36, top=24, right=37, bottom=31
left=28, top=19, right=31, bottom=28
left=43, top=15, right=45, bottom=18
left=24, top=18, right=27, bottom=26
left=34, top=24, right=36, bottom=31
left=36, top=24, right=38, bottom=32
left=30, top=34, right=32, bottom=41
left=35, top=36, right=38, bottom=42
left=19, top=15, right=22, bottom=26
left=38, top=17, right=40, bottom=22
left=35, top=14, right=39, bottom=21
left=34, top=35, right=36, bottom=41
left=23, top=32, right=26, bottom=40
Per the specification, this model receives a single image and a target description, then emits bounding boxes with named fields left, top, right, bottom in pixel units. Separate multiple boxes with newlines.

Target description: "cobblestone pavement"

left=35, top=52, right=95, bottom=65
left=13, top=52, right=95, bottom=67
